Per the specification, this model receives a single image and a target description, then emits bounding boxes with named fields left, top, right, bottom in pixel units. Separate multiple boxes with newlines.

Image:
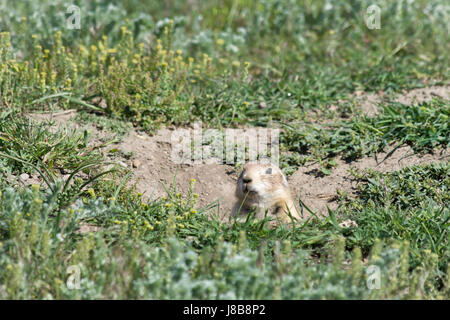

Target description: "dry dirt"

left=23, top=85, right=449, bottom=220
left=114, top=130, right=447, bottom=219
left=289, top=146, right=448, bottom=216
left=356, top=85, right=450, bottom=116
left=114, top=128, right=238, bottom=221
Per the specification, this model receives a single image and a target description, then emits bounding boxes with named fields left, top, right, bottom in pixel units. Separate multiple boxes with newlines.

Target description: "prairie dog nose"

left=242, top=177, right=252, bottom=184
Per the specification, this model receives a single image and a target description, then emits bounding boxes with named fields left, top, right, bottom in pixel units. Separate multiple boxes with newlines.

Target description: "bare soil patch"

left=289, top=146, right=448, bottom=216
left=114, top=129, right=238, bottom=221
left=356, top=85, right=449, bottom=116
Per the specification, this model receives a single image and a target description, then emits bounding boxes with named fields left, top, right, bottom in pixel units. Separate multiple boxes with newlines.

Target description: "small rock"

left=99, top=99, right=107, bottom=109
left=19, top=173, right=29, bottom=180
left=132, top=160, right=141, bottom=168
left=338, top=219, right=358, bottom=228
left=258, top=102, right=268, bottom=109
left=136, top=134, right=147, bottom=140
left=77, top=224, right=99, bottom=234
left=117, top=161, right=128, bottom=168
left=105, top=161, right=127, bottom=171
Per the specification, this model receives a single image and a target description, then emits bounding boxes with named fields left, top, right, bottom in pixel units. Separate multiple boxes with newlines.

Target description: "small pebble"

left=132, top=160, right=141, bottom=168
left=117, top=161, right=128, bottom=168
left=258, top=102, right=267, bottom=109
left=19, top=173, right=29, bottom=180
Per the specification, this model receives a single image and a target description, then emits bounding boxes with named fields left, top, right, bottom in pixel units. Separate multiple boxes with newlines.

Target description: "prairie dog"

left=231, top=162, right=300, bottom=224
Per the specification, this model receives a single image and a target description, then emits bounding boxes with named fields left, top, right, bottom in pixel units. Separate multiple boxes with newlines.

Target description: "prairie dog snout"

left=232, top=162, right=300, bottom=224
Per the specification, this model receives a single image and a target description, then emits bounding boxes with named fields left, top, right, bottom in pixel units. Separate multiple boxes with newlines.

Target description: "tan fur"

left=231, top=162, right=300, bottom=224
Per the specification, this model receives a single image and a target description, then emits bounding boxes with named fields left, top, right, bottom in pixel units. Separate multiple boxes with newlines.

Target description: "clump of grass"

left=74, top=111, right=133, bottom=142
left=282, top=99, right=449, bottom=168
left=0, top=29, right=251, bottom=132
left=342, top=163, right=449, bottom=271
left=354, top=162, right=449, bottom=210
left=0, top=112, right=101, bottom=175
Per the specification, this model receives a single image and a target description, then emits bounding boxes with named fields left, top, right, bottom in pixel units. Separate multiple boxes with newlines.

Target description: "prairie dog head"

left=233, top=162, right=300, bottom=223
left=236, top=162, right=289, bottom=201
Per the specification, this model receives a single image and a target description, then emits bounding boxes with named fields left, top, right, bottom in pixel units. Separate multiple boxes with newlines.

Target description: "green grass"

left=281, top=99, right=449, bottom=172
left=0, top=0, right=449, bottom=299
left=345, top=163, right=449, bottom=270
left=74, top=111, right=133, bottom=142
left=1, top=0, right=449, bottom=132
left=0, top=173, right=448, bottom=299
left=0, top=111, right=102, bottom=174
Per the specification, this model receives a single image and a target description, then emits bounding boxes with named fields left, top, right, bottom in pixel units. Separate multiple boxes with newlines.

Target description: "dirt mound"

left=115, top=129, right=238, bottom=220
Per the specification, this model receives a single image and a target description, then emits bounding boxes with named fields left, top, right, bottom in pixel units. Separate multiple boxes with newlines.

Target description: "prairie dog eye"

left=265, top=167, right=272, bottom=174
